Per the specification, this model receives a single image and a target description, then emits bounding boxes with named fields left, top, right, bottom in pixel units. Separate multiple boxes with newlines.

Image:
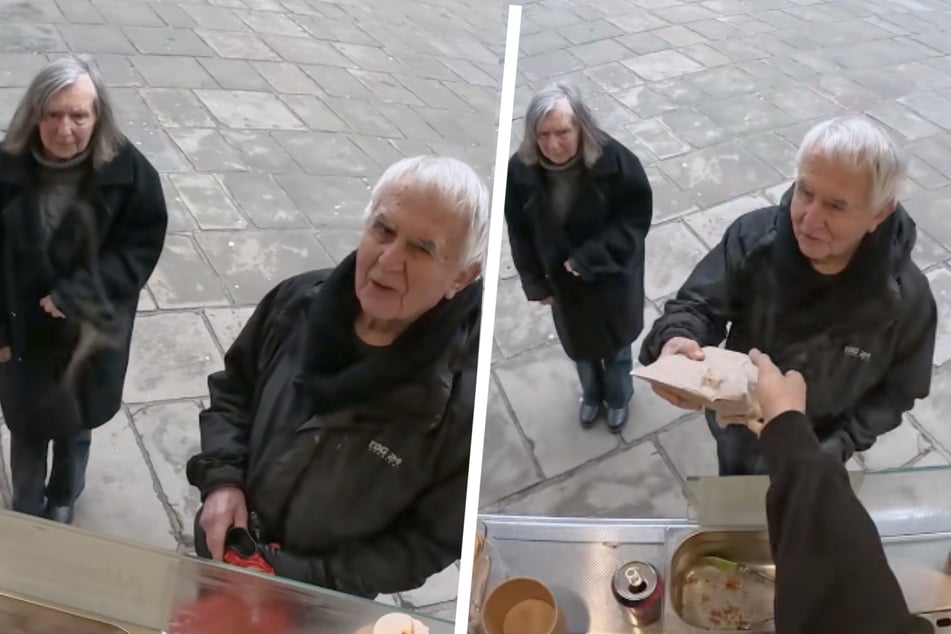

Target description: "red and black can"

left=611, top=561, right=663, bottom=627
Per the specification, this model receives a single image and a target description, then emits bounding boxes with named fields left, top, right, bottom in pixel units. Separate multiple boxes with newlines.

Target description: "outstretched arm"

left=762, top=412, right=931, bottom=634
left=639, top=233, right=740, bottom=365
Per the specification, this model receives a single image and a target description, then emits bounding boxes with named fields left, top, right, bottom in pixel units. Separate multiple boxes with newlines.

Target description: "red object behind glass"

left=221, top=526, right=279, bottom=574
left=167, top=527, right=294, bottom=634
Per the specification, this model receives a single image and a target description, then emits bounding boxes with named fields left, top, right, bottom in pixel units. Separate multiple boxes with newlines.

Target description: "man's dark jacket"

left=0, top=141, right=168, bottom=439
left=185, top=270, right=479, bottom=598
left=640, top=187, right=936, bottom=461
left=762, top=411, right=934, bottom=634
left=505, top=136, right=653, bottom=360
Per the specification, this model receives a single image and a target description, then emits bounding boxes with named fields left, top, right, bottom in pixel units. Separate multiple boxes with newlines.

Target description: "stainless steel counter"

left=480, top=516, right=692, bottom=634
left=479, top=514, right=951, bottom=634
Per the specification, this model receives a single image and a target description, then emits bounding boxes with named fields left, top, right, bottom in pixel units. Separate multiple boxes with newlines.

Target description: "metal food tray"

left=481, top=516, right=692, bottom=633
left=664, top=527, right=951, bottom=633
left=480, top=515, right=951, bottom=634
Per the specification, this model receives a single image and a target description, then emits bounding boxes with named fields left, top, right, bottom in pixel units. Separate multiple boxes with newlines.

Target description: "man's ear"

left=445, top=262, right=481, bottom=299
left=869, top=199, right=898, bottom=233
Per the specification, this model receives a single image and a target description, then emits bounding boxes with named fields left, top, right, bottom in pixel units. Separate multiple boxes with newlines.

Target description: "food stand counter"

left=0, top=510, right=451, bottom=634
left=474, top=467, right=951, bottom=634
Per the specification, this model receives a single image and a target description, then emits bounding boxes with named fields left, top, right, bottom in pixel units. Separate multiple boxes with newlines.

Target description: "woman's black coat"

left=0, top=140, right=168, bottom=439
left=504, top=136, right=653, bottom=360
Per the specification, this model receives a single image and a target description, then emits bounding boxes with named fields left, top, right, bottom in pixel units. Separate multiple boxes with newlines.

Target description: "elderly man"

left=505, top=82, right=653, bottom=432
left=186, top=155, right=487, bottom=598
left=0, top=56, right=168, bottom=522
left=640, top=115, right=936, bottom=476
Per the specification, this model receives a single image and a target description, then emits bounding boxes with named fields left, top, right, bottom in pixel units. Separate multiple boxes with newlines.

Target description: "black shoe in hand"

left=579, top=401, right=600, bottom=429
left=606, top=406, right=629, bottom=433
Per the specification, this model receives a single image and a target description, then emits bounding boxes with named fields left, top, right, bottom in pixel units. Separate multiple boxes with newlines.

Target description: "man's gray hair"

left=518, top=82, right=607, bottom=168
left=2, top=55, right=124, bottom=168
left=364, top=156, right=490, bottom=269
left=796, top=115, right=907, bottom=211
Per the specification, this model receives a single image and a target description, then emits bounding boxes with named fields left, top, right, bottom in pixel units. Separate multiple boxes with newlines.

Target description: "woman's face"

left=38, top=75, right=97, bottom=161
left=536, top=101, right=579, bottom=165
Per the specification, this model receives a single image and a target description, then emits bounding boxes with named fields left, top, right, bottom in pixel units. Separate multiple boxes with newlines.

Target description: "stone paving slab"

left=484, top=0, right=951, bottom=524
left=0, top=0, right=502, bottom=614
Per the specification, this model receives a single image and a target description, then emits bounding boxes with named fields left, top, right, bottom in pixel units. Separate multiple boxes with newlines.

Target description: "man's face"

left=790, top=152, right=895, bottom=272
left=536, top=100, right=580, bottom=165
left=38, top=74, right=97, bottom=161
left=355, top=180, right=481, bottom=324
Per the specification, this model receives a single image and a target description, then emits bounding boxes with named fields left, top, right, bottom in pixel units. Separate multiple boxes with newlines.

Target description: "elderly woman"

left=505, top=82, right=653, bottom=433
left=641, top=115, right=937, bottom=476
left=185, top=155, right=487, bottom=598
left=0, top=56, right=168, bottom=522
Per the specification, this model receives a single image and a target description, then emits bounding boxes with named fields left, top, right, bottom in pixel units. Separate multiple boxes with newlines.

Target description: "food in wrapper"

left=365, top=612, right=430, bottom=634
left=632, top=347, right=760, bottom=424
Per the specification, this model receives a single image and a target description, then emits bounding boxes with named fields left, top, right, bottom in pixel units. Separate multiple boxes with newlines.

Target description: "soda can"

left=611, top=561, right=663, bottom=627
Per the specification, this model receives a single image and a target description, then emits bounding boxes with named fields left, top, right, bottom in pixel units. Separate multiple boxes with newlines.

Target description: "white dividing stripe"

left=453, top=4, right=523, bottom=633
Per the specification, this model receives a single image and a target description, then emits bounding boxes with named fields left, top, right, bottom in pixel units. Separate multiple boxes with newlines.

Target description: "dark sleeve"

left=638, top=225, right=744, bottom=365
left=504, top=159, right=552, bottom=301
left=264, top=371, right=475, bottom=597
left=185, top=281, right=290, bottom=499
left=820, top=279, right=937, bottom=461
left=52, top=156, right=169, bottom=311
left=0, top=259, right=7, bottom=348
left=568, top=146, right=652, bottom=279
left=761, top=412, right=929, bottom=634
left=0, top=192, right=7, bottom=347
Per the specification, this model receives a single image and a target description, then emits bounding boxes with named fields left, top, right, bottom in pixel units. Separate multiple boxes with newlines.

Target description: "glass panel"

left=687, top=465, right=951, bottom=536
left=169, top=555, right=453, bottom=634
left=0, top=510, right=178, bottom=630
left=0, top=510, right=452, bottom=633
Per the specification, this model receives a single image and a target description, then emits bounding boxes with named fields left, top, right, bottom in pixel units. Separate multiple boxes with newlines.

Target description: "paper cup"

left=481, top=577, right=566, bottom=634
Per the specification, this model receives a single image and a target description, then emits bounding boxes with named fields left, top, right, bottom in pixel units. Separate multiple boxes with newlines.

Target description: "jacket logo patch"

left=368, top=440, right=403, bottom=468
left=844, top=345, right=871, bottom=362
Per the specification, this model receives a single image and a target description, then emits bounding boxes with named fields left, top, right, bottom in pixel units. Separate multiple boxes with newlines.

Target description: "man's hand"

left=0, top=347, right=10, bottom=363
left=652, top=337, right=706, bottom=410
left=746, top=348, right=807, bottom=437
left=199, top=487, right=248, bottom=561
left=564, top=260, right=580, bottom=277
left=40, top=295, right=65, bottom=319
left=538, top=296, right=554, bottom=306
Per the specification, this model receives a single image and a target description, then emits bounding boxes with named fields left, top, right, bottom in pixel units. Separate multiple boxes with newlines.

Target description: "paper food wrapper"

left=355, top=612, right=430, bottom=634
left=633, top=347, right=760, bottom=425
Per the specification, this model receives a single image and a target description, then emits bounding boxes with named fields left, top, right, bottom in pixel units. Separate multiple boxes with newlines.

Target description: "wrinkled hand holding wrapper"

left=632, top=347, right=761, bottom=426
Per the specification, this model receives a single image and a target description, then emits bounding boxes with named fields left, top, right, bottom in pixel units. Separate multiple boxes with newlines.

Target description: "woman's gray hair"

left=2, top=55, right=124, bottom=168
left=796, top=115, right=907, bottom=210
left=518, top=82, right=607, bottom=168
left=363, top=155, right=490, bottom=269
